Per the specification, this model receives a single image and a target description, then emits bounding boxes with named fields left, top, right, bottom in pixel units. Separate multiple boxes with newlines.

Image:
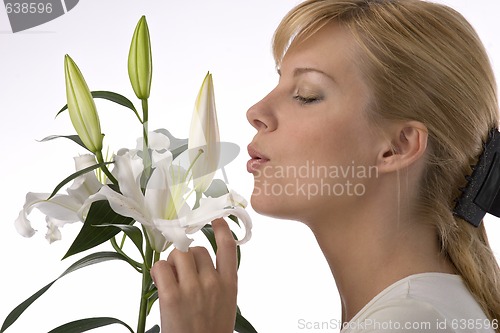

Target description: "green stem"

left=141, top=99, right=151, bottom=185
left=153, top=251, right=160, bottom=264
left=95, top=150, right=118, bottom=185
left=110, top=237, right=142, bottom=273
left=137, top=234, right=154, bottom=333
left=120, top=233, right=127, bottom=250
left=137, top=100, right=152, bottom=333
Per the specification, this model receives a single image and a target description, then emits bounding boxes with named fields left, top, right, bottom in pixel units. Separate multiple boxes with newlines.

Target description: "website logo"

left=3, top=0, right=79, bottom=33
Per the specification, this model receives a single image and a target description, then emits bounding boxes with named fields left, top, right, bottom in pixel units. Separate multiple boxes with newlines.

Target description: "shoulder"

left=343, top=297, right=454, bottom=333
left=341, top=273, right=495, bottom=333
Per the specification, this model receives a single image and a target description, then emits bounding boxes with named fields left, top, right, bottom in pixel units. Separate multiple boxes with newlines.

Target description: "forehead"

left=279, top=23, right=360, bottom=81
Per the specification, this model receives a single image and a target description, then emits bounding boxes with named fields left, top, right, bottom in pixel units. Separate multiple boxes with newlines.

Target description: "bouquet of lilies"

left=2, top=16, right=255, bottom=333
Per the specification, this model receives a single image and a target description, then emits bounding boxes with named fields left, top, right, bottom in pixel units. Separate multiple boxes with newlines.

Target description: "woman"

left=151, top=0, right=500, bottom=332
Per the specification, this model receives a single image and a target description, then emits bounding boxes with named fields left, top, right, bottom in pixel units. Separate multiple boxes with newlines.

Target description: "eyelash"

left=293, top=95, right=322, bottom=105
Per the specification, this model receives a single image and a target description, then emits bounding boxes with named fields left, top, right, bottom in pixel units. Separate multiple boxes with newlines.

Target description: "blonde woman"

left=151, top=0, right=500, bottom=332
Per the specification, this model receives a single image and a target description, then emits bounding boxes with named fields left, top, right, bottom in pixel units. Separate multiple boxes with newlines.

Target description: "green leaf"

left=0, top=252, right=128, bottom=333
left=204, top=179, right=229, bottom=198
left=145, top=325, right=160, bottom=333
left=1, top=282, right=54, bottom=333
left=96, top=224, right=144, bottom=259
left=201, top=224, right=217, bottom=252
left=228, top=214, right=240, bottom=227
left=146, top=290, right=158, bottom=315
left=46, top=162, right=113, bottom=200
left=201, top=224, right=241, bottom=269
left=235, top=309, right=258, bottom=333
left=57, top=90, right=141, bottom=123
left=63, top=200, right=134, bottom=259
left=38, top=134, right=90, bottom=152
left=171, top=143, right=188, bottom=160
left=91, top=91, right=138, bottom=112
left=47, top=317, right=134, bottom=333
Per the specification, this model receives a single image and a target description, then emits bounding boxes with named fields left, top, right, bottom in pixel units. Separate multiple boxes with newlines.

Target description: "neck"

left=306, top=189, right=456, bottom=322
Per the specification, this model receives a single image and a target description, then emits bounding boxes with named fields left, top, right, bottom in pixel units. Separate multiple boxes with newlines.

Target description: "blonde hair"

left=273, top=0, right=500, bottom=325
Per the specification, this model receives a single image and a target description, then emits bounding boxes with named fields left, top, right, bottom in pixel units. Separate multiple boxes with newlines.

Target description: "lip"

left=247, top=144, right=270, bottom=173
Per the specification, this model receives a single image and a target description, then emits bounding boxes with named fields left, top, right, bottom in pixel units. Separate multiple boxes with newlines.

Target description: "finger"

left=191, top=246, right=216, bottom=275
left=151, top=260, right=178, bottom=297
left=167, top=248, right=198, bottom=284
left=212, top=218, right=237, bottom=281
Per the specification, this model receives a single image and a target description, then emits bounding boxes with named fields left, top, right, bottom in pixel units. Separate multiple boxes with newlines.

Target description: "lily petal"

left=151, top=150, right=173, bottom=167
left=144, top=161, right=192, bottom=252
left=67, top=154, right=102, bottom=203
left=153, top=128, right=188, bottom=152
left=153, top=217, right=194, bottom=252
left=181, top=192, right=252, bottom=245
left=15, top=192, right=81, bottom=239
left=139, top=131, right=170, bottom=151
left=143, top=224, right=170, bottom=253
left=45, top=217, right=63, bottom=244
left=144, top=161, right=172, bottom=221
left=35, top=195, right=82, bottom=222
left=84, top=186, right=150, bottom=226
left=135, top=131, right=173, bottom=167
left=154, top=193, right=252, bottom=252
left=113, top=152, right=145, bottom=205
left=227, top=190, right=248, bottom=208
left=14, top=209, right=36, bottom=238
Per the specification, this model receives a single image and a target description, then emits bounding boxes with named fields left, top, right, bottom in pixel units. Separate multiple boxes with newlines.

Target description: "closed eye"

left=293, top=95, right=322, bottom=105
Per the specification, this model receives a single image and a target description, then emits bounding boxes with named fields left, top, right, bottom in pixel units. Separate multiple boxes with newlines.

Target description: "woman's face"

left=246, top=23, right=382, bottom=224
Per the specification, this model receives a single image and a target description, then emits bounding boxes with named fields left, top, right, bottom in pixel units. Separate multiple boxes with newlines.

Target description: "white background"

left=1, top=1, right=499, bottom=332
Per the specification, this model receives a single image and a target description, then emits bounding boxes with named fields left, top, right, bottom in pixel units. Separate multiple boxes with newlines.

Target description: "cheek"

left=294, top=119, right=354, bottom=165
left=249, top=114, right=376, bottom=219
left=250, top=162, right=375, bottom=221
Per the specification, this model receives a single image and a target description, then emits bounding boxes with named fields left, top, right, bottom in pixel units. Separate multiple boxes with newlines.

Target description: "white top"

left=341, top=273, right=496, bottom=333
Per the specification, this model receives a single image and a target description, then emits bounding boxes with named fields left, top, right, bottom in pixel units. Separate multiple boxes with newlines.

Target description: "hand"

left=150, top=219, right=238, bottom=333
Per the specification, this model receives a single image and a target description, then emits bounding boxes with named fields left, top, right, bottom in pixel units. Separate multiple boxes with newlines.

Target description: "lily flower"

left=15, top=155, right=103, bottom=243
left=64, top=55, right=103, bottom=154
left=84, top=148, right=251, bottom=253
left=188, top=72, right=220, bottom=194
left=128, top=15, right=152, bottom=100
left=134, top=130, right=175, bottom=166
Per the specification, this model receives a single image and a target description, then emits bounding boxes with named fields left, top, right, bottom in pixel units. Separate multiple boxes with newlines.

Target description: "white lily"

left=15, top=154, right=103, bottom=243
left=188, top=72, right=220, bottom=193
left=134, top=130, right=173, bottom=166
left=84, top=148, right=251, bottom=253
left=175, top=190, right=252, bottom=245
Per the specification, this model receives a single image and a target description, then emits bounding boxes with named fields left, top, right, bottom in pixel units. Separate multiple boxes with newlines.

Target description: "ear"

left=376, top=121, right=428, bottom=174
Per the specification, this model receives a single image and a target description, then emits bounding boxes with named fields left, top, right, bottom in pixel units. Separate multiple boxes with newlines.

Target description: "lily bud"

left=128, top=16, right=152, bottom=100
left=188, top=72, right=220, bottom=193
left=64, top=55, right=103, bottom=153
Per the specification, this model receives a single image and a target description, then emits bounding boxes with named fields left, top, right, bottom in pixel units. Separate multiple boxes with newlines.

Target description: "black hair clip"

left=453, top=128, right=500, bottom=227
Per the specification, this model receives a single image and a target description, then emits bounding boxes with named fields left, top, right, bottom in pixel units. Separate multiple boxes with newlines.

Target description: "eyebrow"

left=277, top=67, right=336, bottom=83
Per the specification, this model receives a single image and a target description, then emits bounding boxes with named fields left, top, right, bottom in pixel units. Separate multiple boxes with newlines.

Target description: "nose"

left=246, top=91, right=278, bottom=132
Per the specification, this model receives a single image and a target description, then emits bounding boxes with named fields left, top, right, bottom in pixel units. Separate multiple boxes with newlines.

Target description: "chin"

left=249, top=188, right=300, bottom=221
left=250, top=192, right=270, bottom=214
